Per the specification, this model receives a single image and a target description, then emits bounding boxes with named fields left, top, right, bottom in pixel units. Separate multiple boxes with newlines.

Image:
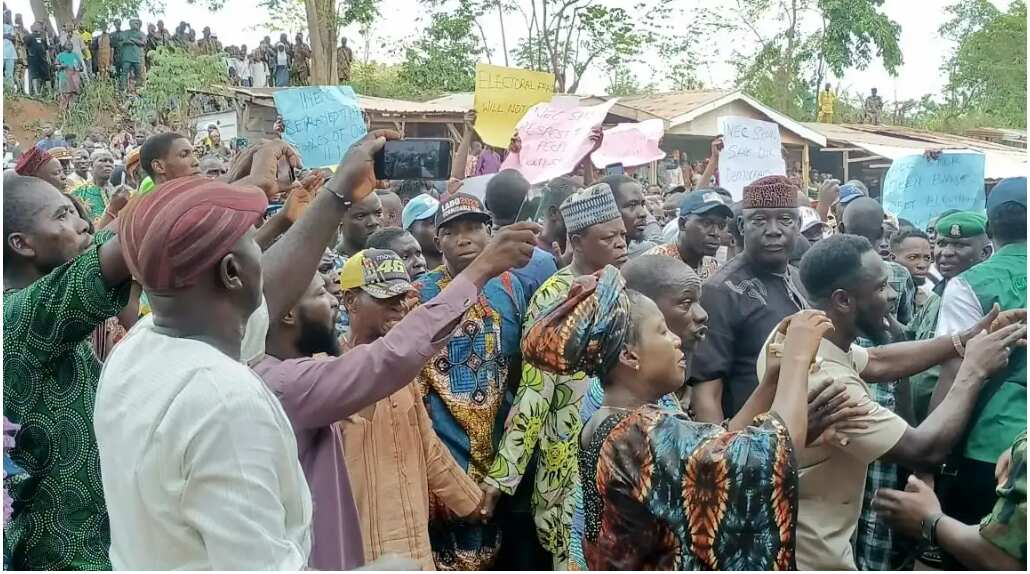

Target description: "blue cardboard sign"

left=881, top=152, right=986, bottom=230
left=273, top=86, right=367, bottom=168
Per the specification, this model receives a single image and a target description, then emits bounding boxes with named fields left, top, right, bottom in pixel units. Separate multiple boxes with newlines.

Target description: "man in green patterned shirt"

left=874, top=431, right=1026, bottom=570
left=3, top=175, right=133, bottom=569
left=480, top=183, right=628, bottom=569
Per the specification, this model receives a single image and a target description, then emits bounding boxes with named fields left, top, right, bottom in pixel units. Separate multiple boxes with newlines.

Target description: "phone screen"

left=374, top=139, right=453, bottom=181
left=605, top=163, right=625, bottom=176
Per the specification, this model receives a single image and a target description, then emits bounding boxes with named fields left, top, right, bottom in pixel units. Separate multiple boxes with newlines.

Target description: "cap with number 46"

left=338, top=249, right=413, bottom=298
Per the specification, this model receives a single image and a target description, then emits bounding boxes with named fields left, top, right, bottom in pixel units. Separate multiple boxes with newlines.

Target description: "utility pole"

left=497, top=1, right=509, bottom=67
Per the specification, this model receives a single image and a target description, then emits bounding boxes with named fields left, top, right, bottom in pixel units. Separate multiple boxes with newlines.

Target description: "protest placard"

left=474, top=64, right=555, bottom=149
left=717, top=116, right=786, bottom=200
left=590, top=119, right=666, bottom=169
left=881, top=151, right=986, bottom=229
left=500, top=99, right=618, bottom=185
left=273, top=86, right=367, bottom=168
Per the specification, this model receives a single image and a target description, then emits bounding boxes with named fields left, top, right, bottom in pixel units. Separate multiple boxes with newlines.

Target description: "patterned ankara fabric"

left=568, top=386, right=682, bottom=570
left=414, top=265, right=526, bottom=570
left=579, top=406, right=798, bottom=570
left=3, top=230, right=130, bottom=570
left=484, top=267, right=590, bottom=568
left=979, top=431, right=1027, bottom=565
left=645, top=242, right=720, bottom=282
left=70, top=182, right=113, bottom=220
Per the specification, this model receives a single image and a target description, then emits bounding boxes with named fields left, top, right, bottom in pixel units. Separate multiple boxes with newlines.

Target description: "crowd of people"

left=2, top=94, right=1027, bottom=573
left=3, top=8, right=356, bottom=106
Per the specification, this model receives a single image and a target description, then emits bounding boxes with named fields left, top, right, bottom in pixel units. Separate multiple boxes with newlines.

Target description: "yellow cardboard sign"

left=473, top=64, right=555, bottom=149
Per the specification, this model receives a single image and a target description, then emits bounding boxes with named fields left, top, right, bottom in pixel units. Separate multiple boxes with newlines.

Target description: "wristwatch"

left=921, top=512, right=945, bottom=546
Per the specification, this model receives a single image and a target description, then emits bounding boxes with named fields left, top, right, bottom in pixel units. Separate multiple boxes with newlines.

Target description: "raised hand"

left=324, top=129, right=401, bottom=205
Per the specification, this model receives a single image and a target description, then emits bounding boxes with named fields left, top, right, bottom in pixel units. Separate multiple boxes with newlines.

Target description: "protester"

left=332, top=245, right=525, bottom=569
left=198, top=154, right=227, bottom=178
left=535, top=176, right=577, bottom=259
left=375, top=189, right=403, bottom=228
left=402, top=193, right=442, bottom=271
left=3, top=174, right=133, bottom=569
left=873, top=431, right=1026, bottom=570
left=69, top=149, right=115, bottom=218
left=414, top=193, right=528, bottom=570
left=645, top=188, right=730, bottom=281
left=139, top=131, right=200, bottom=186
left=691, top=175, right=807, bottom=423
left=891, top=227, right=934, bottom=303
left=13, top=146, right=66, bottom=189
left=481, top=183, right=626, bottom=569
left=600, top=174, right=655, bottom=257
left=929, top=176, right=1027, bottom=570
left=777, top=232, right=1026, bottom=570
left=525, top=265, right=816, bottom=570
left=366, top=227, right=428, bottom=280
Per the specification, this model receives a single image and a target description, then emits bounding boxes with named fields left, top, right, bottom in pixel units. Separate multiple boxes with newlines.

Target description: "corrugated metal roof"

left=195, top=86, right=468, bottom=114
left=598, top=90, right=735, bottom=120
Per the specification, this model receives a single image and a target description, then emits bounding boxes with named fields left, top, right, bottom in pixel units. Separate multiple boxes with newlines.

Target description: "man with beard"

left=411, top=194, right=529, bottom=570
left=906, top=213, right=991, bottom=424
left=690, top=175, right=808, bottom=424
left=402, top=193, right=442, bottom=271
left=3, top=174, right=133, bottom=569
left=482, top=183, right=628, bottom=570
left=645, top=189, right=731, bottom=281
left=139, top=132, right=200, bottom=189
left=602, top=174, right=654, bottom=257
left=257, top=216, right=538, bottom=570
left=770, top=233, right=1024, bottom=571
left=928, top=178, right=1027, bottom=571
left=839, top=196, right=918, bottom=569
left=366, top=227, right=428, bottom=281
left=336, top=249, right=486, bottom=569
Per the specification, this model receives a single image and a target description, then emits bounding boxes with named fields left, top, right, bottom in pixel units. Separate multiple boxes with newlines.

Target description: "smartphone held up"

left=373, top=138, right=452, bottom=181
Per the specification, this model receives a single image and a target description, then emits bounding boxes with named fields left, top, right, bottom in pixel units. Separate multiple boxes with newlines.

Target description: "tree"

left=711, top=0, right=901, bottom=119
left=27, top=0, right=161, bottom=34
left=939, top=0, right=1026, bottom=128
left=398, top=5, right=482, bottom=95
left=130, top=46, right=228, bottom=129
left=510, top=0, right=682, bottom=94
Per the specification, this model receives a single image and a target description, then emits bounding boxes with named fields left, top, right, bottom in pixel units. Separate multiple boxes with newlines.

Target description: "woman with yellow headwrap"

left=523, top=266, right=828, bottom=570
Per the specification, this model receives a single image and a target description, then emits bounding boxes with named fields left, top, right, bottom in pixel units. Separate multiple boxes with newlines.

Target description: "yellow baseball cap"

left=339, top=249, right=413, bottom=299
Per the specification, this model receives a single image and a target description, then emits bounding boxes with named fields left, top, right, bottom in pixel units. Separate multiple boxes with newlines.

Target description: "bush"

left=130, top=46, right=228, bottom=130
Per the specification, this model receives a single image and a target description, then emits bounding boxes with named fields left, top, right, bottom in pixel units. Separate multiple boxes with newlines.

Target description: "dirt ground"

left=3, top=97, right=59, bottom=148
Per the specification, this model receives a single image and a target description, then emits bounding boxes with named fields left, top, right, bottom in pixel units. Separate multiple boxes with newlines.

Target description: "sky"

left=4, top=0, right=1013, bottom=102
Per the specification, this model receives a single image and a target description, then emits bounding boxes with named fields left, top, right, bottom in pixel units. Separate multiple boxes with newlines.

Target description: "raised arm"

left=450, top=110, right=476, bottom=180
left=695, top=136, right=721, bottom=189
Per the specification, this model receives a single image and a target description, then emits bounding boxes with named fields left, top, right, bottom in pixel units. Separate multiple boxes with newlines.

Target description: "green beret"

left=935, top=211, right=987, bottom=239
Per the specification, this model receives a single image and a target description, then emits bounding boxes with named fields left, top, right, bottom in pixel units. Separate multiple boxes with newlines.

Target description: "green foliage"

left=938, top=0, right=1026, bottom=128
left=398, top=6, right=481, bottom=94
left=62, top=76, right=121, bottom=136
left=130, top=46, right=227, bottom=129
left=77, top=0, right=165, bottom=28
left=817, top=0, right=902, bottom=76
left=347, top=61, right=421, bottom=99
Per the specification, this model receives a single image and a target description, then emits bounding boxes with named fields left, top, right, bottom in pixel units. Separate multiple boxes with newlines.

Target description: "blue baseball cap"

left=837, top=183, right=866, bottom=206
left=402, top=193, right=440, bottom=230
left=986, top=177, right=1027, bottom=215
left=679, top=189, right=733, bottom=218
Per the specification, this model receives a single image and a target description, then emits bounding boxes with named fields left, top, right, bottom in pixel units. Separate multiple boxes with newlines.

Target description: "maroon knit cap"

left=118, top=176, right=268, bottom=292
left=742, top=175, right=799, bottom=209
left=14, top=147, right=54, bottom=177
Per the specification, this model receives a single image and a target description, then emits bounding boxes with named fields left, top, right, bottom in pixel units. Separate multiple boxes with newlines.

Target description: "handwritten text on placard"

left=273, top=86, right=367, bottom=168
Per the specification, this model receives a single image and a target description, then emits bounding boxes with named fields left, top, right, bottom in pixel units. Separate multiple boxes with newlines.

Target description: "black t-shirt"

left=25, top=34, right=48, bottom=65
left=690, top=255, right=808, bottom=418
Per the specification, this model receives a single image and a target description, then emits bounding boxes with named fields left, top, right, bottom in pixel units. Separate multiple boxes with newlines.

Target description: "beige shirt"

left=340, top=381, right=482, bottom=570
left=758, top=335, right=908, bottom=571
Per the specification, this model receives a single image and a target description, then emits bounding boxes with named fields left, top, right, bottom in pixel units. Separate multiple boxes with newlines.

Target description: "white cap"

left=799, top=206, right=824, bottom=233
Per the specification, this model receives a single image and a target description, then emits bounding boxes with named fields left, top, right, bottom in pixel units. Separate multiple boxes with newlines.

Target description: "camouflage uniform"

left=979, top=431, right=1027, bottom=564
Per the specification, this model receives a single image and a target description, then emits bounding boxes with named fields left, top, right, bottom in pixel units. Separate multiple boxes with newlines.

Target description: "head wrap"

left=742, top=175, right=800, bottom=209
left=125, top=147, right=141, bottom=175
left=118, top=176, right=268, bottom=292
left=560, top=183, right=621, bottom=235
left=14, top=147, right=54, bottom=177
left=522, top=265, right=630, bottom=377
left=935, top=211, right=987, bottom=239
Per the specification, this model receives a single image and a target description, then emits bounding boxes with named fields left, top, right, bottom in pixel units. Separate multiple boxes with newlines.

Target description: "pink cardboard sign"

left=590, top=119, right=666, bottom=169
left=501, top=99, right=618, bottom=184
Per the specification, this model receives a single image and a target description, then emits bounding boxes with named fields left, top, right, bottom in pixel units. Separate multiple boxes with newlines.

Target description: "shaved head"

left=841, top=196, right=885, bottom=243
